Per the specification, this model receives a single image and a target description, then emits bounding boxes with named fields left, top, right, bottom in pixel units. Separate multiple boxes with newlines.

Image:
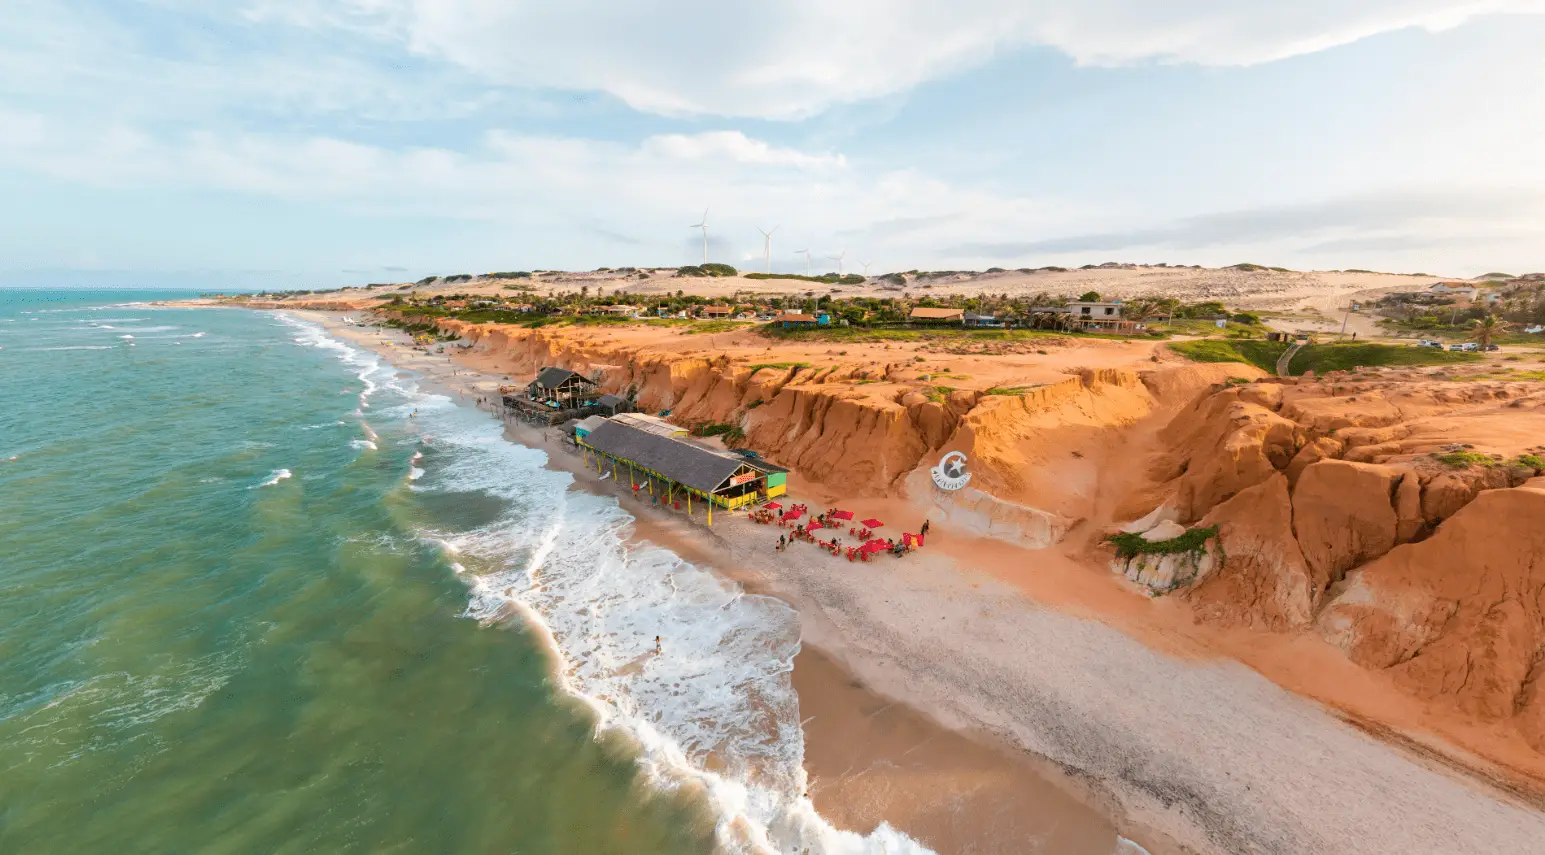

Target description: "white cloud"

left=237, top=0, right=1545, bottom=118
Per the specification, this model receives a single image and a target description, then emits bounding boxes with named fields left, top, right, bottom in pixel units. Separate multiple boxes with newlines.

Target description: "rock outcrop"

left=1317, top=484, right=1545, bottom=744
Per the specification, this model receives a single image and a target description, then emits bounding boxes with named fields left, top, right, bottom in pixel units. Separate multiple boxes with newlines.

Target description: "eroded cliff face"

left=1117, top=371, right=1545, bottom=746
left=432, top=318, right=1271, bottom=543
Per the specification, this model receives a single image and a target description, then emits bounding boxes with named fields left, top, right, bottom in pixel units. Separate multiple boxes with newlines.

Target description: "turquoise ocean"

left=0, top=290, right=931, bottom=854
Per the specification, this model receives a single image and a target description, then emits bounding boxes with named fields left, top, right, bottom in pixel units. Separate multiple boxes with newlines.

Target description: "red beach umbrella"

left=861, top=518, right=883, bottom=529
left=807, top=520, right=825, bottom=531
left=831, top=509, right=854, bottom=521
left=764, top=502, right=782, bottom=510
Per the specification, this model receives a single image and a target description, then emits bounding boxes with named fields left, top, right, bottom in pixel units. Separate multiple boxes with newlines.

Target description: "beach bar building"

left=503, top=366, right=607, bottom=426
left=526, top=367, right=601, bottom=408
left=578, top=419, right=776, bottom=524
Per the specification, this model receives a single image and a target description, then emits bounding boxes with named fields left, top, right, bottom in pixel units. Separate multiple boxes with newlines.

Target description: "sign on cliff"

left=930, top=451, right=971, bottom=492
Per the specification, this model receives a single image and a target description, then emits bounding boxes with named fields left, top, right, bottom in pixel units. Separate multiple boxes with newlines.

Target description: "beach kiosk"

left=578, top=420, right=771, bottom=524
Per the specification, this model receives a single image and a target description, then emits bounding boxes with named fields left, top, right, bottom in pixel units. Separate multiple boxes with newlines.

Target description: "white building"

left=1429, top=282, right=1478, bottom=300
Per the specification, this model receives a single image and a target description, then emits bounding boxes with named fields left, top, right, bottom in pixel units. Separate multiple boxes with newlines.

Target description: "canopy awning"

left=861, top=539, right=889, bottom=554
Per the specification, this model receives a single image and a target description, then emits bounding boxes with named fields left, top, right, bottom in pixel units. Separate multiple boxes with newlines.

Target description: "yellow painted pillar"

left=688, top=493, right=692, bottom=516
left=707, top=500, right=712, bottom=526
left=611, top=460, right=617, bottom=479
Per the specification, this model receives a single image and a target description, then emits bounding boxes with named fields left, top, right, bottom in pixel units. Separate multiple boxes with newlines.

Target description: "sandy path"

left=297, top=310, right=1545, bottom=855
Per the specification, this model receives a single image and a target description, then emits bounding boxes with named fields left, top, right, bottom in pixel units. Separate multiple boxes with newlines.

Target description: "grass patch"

left=690, top=422, right=746, bottom=446
left=684, top=320, right=754, bottom=334
left=1433, top=451, right=1499, bottom=469
left=746, top=361, right=811, bottom=375
left=982, top=385, right=1041, bottom=396
left=1170, top=339, right=1483, bottom=375
left=1167, top=340, right=1289, bottom=373
left=1512, top=454, right=1545, bottom=470
left=1295, top=343, right=1481, bottom=374
left=1107, top=525, right=1220, bottom=560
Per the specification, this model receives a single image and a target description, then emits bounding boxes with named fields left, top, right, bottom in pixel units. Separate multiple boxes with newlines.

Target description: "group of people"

left=770, top=515, right=932, bottom=562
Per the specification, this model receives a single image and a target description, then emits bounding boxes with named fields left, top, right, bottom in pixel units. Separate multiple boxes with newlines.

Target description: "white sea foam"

left=394, top=383, right=932, bottom=855
left=255, top=469, right=292, bottom=488
left=277, top=312, right=389, bottom=411
left=350, top=439, right=379, bottom=451
left=30, top=345, right=114, bottom=351
left=118, top=334, right=134, bottom=340
left=292, top=318, right=1128, bottom=855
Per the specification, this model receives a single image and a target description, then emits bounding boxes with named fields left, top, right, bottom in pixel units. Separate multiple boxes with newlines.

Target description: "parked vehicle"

left=1485, top=344, right=1501, bottom=351
left=1416, top=339, right=1443, bottom=348
left=1449, top=344, right=1466, bottom=351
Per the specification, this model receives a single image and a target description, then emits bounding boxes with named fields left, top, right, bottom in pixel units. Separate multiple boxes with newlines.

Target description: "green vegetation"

left=1170, top=339, right=1482, bottom=375
left=1167, top=340, right=1289, bottom=373
left=1512, top=454, right=1545, bottom=471
left=747, top=362, right=811, bottom=375
left=486, top=271, right=531, bottom=279
left=1107, top=525, right=1220, bottom=560
left=683, top=320, right=753, bottom=334
left=1295, top=343, right=1481, bottom=374
left=1078, top=290, right=1101, bottom=302
left=676, top=263, right=739, bottom=277
left=982, top=385, right=1040, bottom=396
left=690, top=422, right=746, bottom=446
left=1433, top=451, right=1499, bottom=469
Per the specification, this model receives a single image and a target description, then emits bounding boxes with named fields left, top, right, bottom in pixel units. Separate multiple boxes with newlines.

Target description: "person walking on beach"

left=654, top=636, right=662, bottom=655
left=921, top=519, right=931, bottom=537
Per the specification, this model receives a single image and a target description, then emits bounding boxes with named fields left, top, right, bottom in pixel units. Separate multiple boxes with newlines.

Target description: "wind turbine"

left=861, top=261, right=872, bottom=278
left=757, top=225, right=780, bottom=274
left=794, top=248, right=812, bottom=276
left=827, top=248, right=846, bottom=277
left=689, top=208, right=709, bottom=265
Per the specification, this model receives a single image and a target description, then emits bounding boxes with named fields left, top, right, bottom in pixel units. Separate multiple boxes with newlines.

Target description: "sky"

left=3, top=1, right=1545, bottom=289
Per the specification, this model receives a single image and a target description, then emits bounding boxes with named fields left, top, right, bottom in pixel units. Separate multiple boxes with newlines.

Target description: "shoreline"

left=291, top=308, right=1545, bottom=855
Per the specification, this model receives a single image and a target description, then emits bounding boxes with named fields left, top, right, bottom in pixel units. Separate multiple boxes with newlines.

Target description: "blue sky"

left=4, top=1, right=1544, bottom=289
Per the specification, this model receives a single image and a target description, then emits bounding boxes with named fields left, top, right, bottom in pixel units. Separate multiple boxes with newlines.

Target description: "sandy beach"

left=299, top=308, right=1545, bottom=855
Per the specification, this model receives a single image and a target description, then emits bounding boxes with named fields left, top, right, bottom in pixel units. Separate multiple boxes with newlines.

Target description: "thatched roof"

left=583, top=421, right=748, bottom=493
left=533, top=367, right=590, bottom=390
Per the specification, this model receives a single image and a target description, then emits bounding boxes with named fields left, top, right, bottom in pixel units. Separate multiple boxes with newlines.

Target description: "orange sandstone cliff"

left=421, top=314, right=1545, bottom=773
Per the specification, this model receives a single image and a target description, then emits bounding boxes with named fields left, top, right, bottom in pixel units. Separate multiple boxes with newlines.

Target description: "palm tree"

left=1469, top=312, right=1511, bottom=349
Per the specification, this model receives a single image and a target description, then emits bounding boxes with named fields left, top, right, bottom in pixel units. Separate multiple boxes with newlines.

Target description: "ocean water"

left=0, top=290, right=931, bottom=854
